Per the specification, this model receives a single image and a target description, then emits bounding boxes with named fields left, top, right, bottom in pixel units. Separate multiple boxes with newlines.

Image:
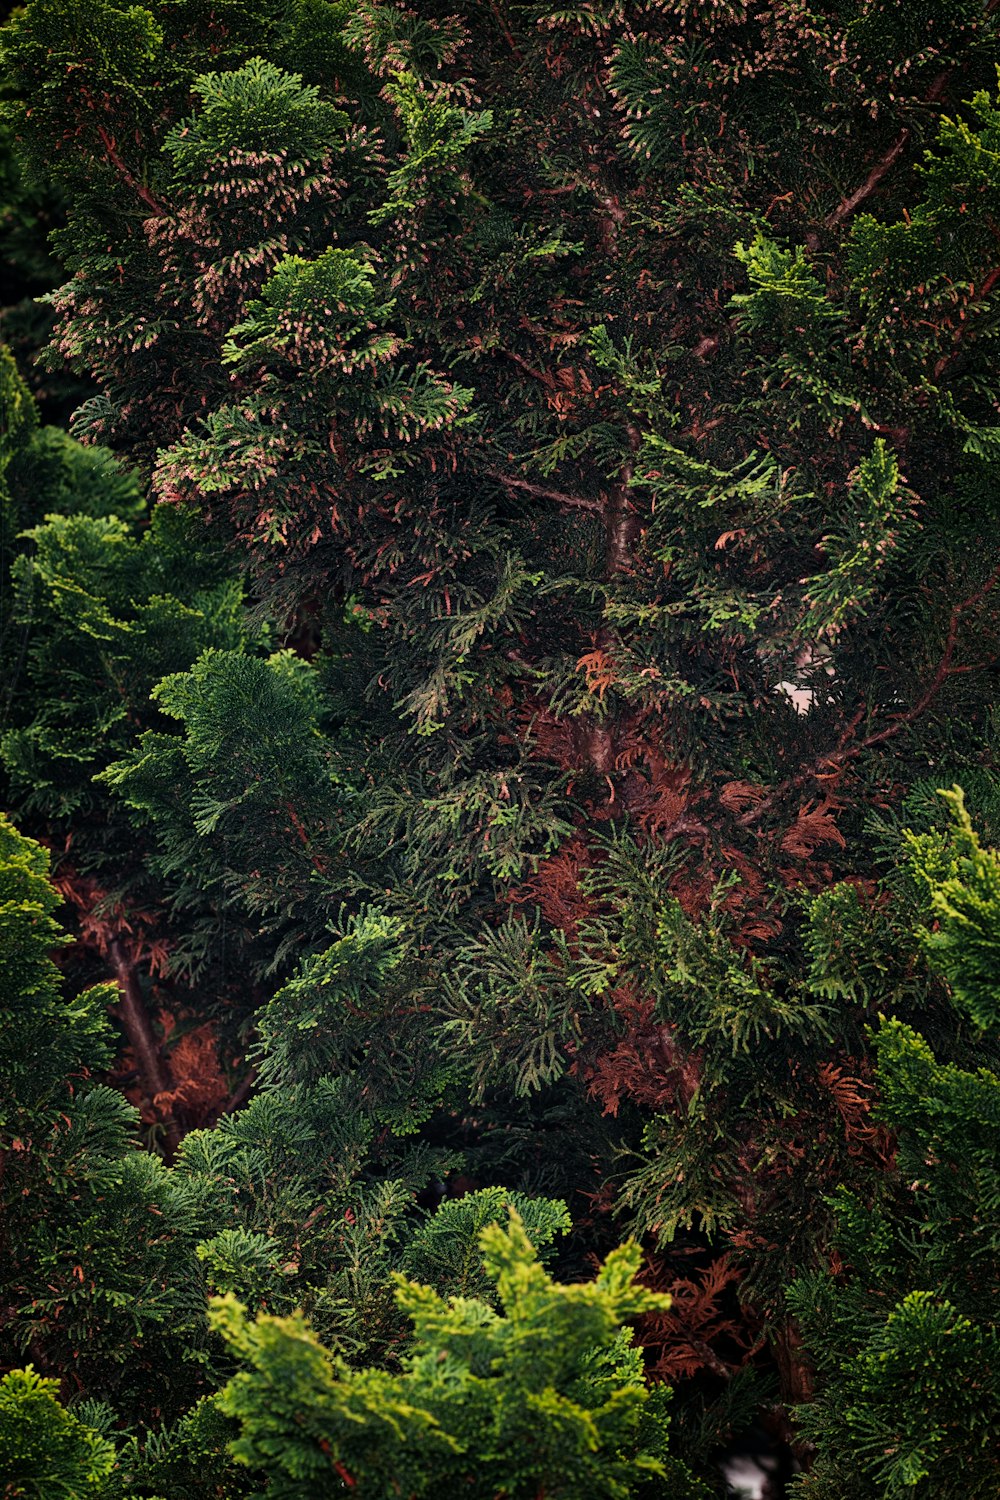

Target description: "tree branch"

left=499, top=348, right=557, bottom=390
left=824, top=70, right=951, bottom=230
left=218, top=1066, right=257, bottom=1118
left=603, top=425, right=642, bottom=576
left=96, top=125, right=167, bottom=217
left=107, top=939, right=180, bottom=1155
left=582, top=425, right=645, bottom=781
left=489, top=1, right=524, bottom=60
left=488, top=470, right=604, bottom=515
left=739, top=563, right=1000, bottom=829
left=861, top=563, right=1000, bottom=749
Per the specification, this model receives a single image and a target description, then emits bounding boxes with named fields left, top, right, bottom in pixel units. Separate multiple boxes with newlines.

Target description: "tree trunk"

left=582, top=423, right=642, bottom=780
left=107, top=940, right=180, bottom=1157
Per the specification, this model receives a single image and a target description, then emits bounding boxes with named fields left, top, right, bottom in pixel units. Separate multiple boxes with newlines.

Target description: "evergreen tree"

left=2, top=0, right=1000, bottom=1487
left=210, top=1210, right=702, bottom=1499
left=4, top=804, right=681, bottom=1490
left=0, top=1216, right=702, bottom=1499
left=0, top=814, right=208, bottom=1422
left=790, top=793, right=1000, bottom=1496
left=1, top=349, right=249, bottom=1143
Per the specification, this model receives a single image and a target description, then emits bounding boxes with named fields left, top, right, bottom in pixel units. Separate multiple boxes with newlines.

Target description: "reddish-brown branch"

left=500, top=349, right=557, bottom=390
left=603, top=425, right=642, bottom=576
left=107, top=939, right=180, bottom=1155
left=825, top=129, right=913, bottom=230
left=286, top=802, right=328, bottom=873
left=96, top=126, right=166, bottom=216
left=740, top=563, right=1000, bottom=829
left=862, top=563, right=1000, bottom=747
left=977, top=266, right=1000, bottom=301
left=218, top=1066, right=257, bottom=1118
left=825, top=70, right=951, bottom=229
left=582, top=425, right=644, bottom=780
left=488, top=470, right=604, bottom=515
left=736, top=712, right=863, bottom=831
left=689, top=1336, right=738, bottom=1382
left=489, top=1, right=524, bottom=60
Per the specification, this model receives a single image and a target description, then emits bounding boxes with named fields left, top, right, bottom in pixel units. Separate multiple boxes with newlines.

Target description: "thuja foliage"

left=2, top=813, right=699, bottom=1492
left=0, top=814, right=207, bottom=1422
left=2, top=0, right=1000, bottom=1493
left=0, top=351, right=253, bottom=1136
left=790, top=792, right=1000, bottom=1496
left=0, top=1367, right=115, bottom=1499
left=0, top=1215, right=703, bottom=1499
left=210, top=1212, right=696, bottom=1499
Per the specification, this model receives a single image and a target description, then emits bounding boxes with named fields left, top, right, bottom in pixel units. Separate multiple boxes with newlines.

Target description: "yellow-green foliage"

left=210, top=1210, right=698, bottom=1499
left=0, top=1367, right=115, bottom=1499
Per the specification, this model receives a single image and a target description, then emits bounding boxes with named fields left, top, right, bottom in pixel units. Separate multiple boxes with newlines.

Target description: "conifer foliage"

left=1, top=0, right=1000, bottom=1495
left=791, top=792, right=1000, bottom=1496
left=210, top=1212, right=689, bottom=1499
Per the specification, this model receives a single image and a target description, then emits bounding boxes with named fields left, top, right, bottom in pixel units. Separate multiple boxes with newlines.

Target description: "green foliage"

left=0, top=0, right=165, bottom=191
left=252, top=908, right=456, bottom=1131
left=0, top=814, right=113, bottom=1132
left=4, top=508, right=242, bottom=820
left=0, top=1367, right=115, bottom=1499
left=0, top=818, right=207, bottom=1421
left=846, top=78, right=1000, bottom=444
left=99, top=647, right=345, bottom=978
left=369, top=72, right=492, bottom=228
left=1, top=347, right=145, bottom=680
left=401, top=1188, right=572, bottom=1303
left=792, top=801, right=1000, bottom=1497
left=210, top=1210, right=695, bottom=1499
left=220, top=247, right=391, bottom=370
left=163, top=57, right=347, bottom=190
left=5, top=0, right=1000, bottom=1488
left=441, top=913, right=593, bottom=1098
left=731, top=232, right=843, bottom=336
left=0, top=809, right=585, bottom=1428
left=107, top=1397, right=252, bottom=1499
left=906, top=786, right=1000, bottom=1029
left=803, top=1289, right=1000, bottom=1496
left=802, top=442, right=918, bottom=640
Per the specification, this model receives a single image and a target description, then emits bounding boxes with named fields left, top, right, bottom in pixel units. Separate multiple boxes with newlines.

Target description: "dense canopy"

left=1, top=2, right=1000, bottom=1496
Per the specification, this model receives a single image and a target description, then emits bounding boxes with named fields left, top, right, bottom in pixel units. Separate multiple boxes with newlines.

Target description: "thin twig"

left=488, top=470, right=604, bottom=515
left=739, top=563, right=1000, bottom=828
left=825, top=70, right=950, bottom=230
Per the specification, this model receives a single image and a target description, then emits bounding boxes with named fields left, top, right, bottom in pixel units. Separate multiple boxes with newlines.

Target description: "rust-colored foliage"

left=637, top=1251, right=753, bottom=1384
left=583, top=994, right=703, bottom=1118
left=816, top=1060, right=894, bottom=1164
left=153, top=1009, right=230, bottom=1126
left=779, top=798, right=847, bottom=863
left=51, top=864, right=171, bottom=977
left=506, top=837, right=596, bottom=935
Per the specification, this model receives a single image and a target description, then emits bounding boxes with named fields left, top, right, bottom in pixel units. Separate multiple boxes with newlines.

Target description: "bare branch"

left=825, top=70, right=950, bottom=230
left=107, top=939, right=180, bottom=1155
left=488, top=470, right=604, bottom=515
